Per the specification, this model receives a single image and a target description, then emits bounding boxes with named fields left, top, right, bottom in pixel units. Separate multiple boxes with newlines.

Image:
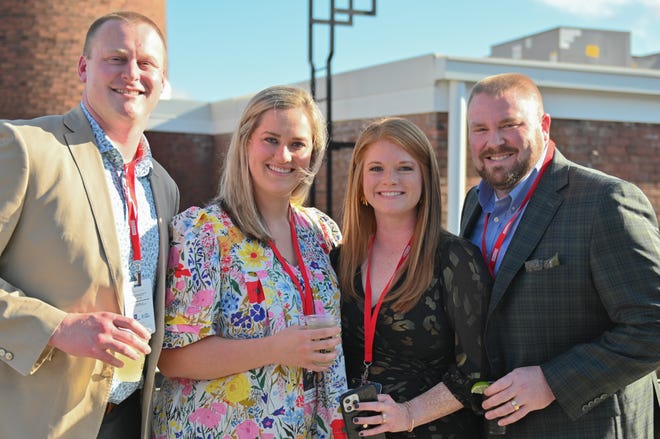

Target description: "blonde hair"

left=338, top=117, right=444, bottom=312
left=211, top=85, right=328, bottom=241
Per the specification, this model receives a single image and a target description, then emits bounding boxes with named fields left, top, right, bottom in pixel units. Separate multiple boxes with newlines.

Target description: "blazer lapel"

left=63, top=108, right=124, bottom=305
left=149, top=166, right=170, bottom=282
left=489, top=152, right=569, bottom=312
left=460, top=187, right=482, bottom=237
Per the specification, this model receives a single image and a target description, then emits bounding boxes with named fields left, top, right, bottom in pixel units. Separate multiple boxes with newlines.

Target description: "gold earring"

left=360, top=196, right=368, bottom=206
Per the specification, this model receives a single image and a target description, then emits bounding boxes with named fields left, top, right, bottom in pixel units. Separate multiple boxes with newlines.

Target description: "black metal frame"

left=308, top=0, right=376, bottom=214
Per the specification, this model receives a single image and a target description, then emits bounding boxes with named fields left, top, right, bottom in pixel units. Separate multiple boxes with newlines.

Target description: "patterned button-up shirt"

left=81, top=102, right=159, bottom=404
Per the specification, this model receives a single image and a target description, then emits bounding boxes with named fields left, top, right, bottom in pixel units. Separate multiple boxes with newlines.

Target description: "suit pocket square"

left=525, top=253, right=560, bottom=272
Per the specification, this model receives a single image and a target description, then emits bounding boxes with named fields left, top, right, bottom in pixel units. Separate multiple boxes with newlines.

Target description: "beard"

left=476, top=149, right=532, bottom=194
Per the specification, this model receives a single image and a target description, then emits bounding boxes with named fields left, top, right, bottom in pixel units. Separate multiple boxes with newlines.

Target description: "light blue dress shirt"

left=468, top=146, right=549, bottom=275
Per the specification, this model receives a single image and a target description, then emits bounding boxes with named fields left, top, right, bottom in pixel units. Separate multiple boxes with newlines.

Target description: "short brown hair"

left=468, top=72, right=544, bottom=116
left=83, top=11, right=167, bottom=65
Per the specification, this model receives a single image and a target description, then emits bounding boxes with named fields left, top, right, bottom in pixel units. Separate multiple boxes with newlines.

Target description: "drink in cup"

left=114, top=351, right=145, bottom=382
left=471, top=381, right=506, bottom=435
left=113, top=328, right=147, bottom=382
left=301, top=313, right=339, bottom=365
left=302, top=313, right=338, bottom=330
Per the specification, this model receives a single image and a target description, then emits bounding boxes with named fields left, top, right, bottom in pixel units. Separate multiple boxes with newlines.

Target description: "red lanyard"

left=269, top=209, right=315, bottom=316
left=481, top=142, right=555, bottom=277
left=362, top=235, right=411, bottom=382
left=123, top=143, right=145, bottom=284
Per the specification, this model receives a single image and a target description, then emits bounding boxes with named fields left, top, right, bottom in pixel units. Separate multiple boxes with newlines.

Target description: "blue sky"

left=166, top=0, right=660, bottom=102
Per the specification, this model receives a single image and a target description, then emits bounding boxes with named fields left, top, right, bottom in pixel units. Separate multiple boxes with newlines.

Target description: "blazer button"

left=4, top=352, right=13, bottom=361
left=0, top=348, right=6, bottom=357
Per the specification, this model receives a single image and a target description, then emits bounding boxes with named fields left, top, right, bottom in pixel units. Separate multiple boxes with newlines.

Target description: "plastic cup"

left=301, top=314, right=338, bottom=365
left=301, top=313, right=338, bottom=330
left=114, top=351, right=145, bottom=382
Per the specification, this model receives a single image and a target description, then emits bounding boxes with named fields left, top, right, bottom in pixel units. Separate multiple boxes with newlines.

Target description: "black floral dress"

left=339, top=231, right=492, bottom=438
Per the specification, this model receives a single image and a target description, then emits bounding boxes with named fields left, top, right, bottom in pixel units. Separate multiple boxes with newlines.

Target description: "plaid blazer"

left=460, top=149, right=660, bottom=438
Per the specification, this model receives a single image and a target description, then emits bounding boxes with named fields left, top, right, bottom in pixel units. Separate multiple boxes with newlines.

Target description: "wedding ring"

left=382, top=413, right=388, bottom=424
left=511, top=399, right=520, bottom=411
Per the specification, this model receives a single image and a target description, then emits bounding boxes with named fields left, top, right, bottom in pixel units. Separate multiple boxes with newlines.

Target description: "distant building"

left=634, top=52, right=660, bottom=69
left=150, top=54, right=660, bottom=230
left=490, top=27, right=648, bottom=69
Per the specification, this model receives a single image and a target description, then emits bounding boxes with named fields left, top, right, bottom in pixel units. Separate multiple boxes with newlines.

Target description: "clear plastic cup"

left=301, top=313, right=338, bottom=330
left=114, top=351, right=145, bottom=382
left=301, top=314, right=339, bottom=365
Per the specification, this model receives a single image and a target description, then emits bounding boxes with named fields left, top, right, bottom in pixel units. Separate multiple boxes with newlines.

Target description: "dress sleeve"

left=163, top=207, right=224, bottom=349
left=303, top=207, right=342, bottom=250
left=438, top=235, right=492, bottom=412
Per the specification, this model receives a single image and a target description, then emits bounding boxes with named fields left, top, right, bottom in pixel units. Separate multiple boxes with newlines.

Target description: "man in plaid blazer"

left=460, top=72, right=660, bottom=438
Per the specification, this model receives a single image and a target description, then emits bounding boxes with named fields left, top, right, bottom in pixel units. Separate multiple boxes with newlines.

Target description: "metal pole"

left=308, top=0, right=316, bottom=205
left=447, top=80, right=467, bottom=234
left=326, top=0, right=335, bottom=216
left=308, top=0, right=376, bottom=214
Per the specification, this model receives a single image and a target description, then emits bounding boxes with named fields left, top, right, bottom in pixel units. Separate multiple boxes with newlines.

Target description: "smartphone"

left=340, top=384, right=387, bottom=439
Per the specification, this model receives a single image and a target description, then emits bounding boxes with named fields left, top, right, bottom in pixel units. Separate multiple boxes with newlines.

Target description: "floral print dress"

left=152, top=204, right=347, bottom=439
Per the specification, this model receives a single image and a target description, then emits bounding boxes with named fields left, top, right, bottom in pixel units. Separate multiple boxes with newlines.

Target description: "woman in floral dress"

left=152, top=86, right=347, bottom=438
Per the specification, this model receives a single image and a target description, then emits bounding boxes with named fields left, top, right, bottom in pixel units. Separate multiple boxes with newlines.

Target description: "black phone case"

left=340, top=384, right=387, bottom=439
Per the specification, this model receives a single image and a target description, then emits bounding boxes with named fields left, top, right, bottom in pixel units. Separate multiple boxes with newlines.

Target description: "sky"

left=165, top=0, right=660, bottom=102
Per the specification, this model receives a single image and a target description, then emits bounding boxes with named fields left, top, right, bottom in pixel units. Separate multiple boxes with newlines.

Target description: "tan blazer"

left=0, top=106, right=179, bottom=439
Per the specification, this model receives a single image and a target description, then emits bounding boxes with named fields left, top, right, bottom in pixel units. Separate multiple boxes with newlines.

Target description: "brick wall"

left=149, top=114, right=660, bottom=227
left=0, top=0, right=165, bottom=120
left=147, top=131, right=231, bottom=211
left=551, top=119, right=660, bottom=218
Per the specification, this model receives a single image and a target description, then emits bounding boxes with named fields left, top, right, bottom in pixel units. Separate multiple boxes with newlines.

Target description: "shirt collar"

left=477, top=143, right=550, bottom=211
left=80, top=102, right=153, bottom=177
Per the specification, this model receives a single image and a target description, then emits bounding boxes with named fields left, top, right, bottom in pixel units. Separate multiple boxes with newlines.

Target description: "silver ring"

left=382, top=412, right=388, bottom=424
left=511, top=399, right=520, bottom=411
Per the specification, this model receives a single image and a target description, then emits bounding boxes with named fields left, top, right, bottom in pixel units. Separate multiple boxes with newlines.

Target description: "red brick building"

left=0, top=0, right=166, bottom=120
left=148, top=56, right=660, bottom=232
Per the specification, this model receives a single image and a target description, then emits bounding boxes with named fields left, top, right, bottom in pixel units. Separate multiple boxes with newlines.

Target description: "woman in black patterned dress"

left=334, top=118, right=492, bottom=438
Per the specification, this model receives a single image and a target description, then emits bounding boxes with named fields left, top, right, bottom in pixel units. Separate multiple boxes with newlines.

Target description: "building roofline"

left=149, top=54, right=660, bottom=134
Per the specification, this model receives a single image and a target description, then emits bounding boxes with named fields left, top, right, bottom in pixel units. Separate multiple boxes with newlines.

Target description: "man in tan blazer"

left=0, top=11, right=179, bottom=438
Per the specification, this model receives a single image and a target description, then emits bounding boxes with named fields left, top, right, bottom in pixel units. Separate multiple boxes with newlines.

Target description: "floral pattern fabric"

left=339, top=231, right=492, bottom=438
left=153, top=204, right=347, bottom=438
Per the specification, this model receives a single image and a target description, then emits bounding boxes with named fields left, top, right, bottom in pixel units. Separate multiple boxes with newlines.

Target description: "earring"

left=360, top=196, right=368, bottom=206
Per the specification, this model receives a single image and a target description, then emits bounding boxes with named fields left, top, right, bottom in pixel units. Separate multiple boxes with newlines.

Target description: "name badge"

left=303, top=371, right=318, bottom=407
left=124, top=278, right=156, bottom=334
